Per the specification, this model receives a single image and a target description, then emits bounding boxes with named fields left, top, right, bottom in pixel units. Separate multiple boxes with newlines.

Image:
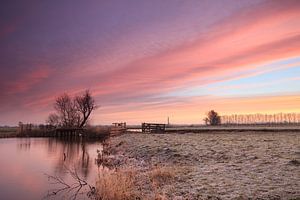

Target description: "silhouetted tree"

left=47, top=90, right=97, bottom=128
left=204, top=110, right=221, bottom=125
left=46, top=113, right=60, bottom=126
left=75, top=90, right=97, bottom=128
left=54, top=93, right=79, bottom=127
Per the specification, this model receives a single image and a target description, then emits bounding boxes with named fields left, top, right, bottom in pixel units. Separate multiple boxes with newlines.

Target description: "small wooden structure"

left=110, top=122, right=127, bottom=135
left=141, top=123, right=166, bottom=133
left=55, top=128, right=84, bottom=138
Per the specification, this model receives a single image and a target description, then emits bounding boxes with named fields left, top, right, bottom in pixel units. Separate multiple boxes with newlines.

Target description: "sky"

left=0, top=0, right=300, bottom=125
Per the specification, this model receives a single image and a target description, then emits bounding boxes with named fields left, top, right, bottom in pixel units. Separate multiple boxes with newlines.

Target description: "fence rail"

left=141, top=123, right=166, bottom=133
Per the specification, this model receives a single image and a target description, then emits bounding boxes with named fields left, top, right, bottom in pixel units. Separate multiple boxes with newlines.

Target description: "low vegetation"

left=0, top=127, right=18, bottom=138
left=149, top=166, right=176, bottom=187
left=95, top=165, right=179, bottom=200
left=84, top=126, right=110, bottom=139
left=0, top=124, right=110, bottom=139
left=96, top=169, right=140, bottom=200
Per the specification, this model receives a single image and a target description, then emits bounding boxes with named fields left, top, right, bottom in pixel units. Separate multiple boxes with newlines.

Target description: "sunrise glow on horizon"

left=1, top=0, right=300, bottom=125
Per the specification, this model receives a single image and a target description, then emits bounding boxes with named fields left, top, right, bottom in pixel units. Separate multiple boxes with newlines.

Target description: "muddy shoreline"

left=102, top=132, right=300, bottom=200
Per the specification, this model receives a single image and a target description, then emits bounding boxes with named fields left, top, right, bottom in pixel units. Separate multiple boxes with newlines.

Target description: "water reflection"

left=0, top=137, right=104, bottom=200
left=46, top=138, right=93, bottom=179
left=17, top=138, right=31, bottom=151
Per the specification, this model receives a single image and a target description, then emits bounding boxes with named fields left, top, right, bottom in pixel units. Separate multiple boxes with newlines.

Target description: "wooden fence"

left=141, top=123, right=166, bottom=133
left=110, top=122, right=127, bottom=135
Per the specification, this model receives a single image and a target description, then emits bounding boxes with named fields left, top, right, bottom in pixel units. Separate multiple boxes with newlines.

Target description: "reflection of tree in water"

left=46, top=138, right=93, bottom=179
left=17, top=138, right=31, bottom=151
left=44, top=165, right=96, bottom=200
left=43, top=138, right=108, bottom=199
left=80, top=142, right=90, bottom=178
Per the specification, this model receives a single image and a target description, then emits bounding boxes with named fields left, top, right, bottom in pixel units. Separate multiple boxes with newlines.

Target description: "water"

left=0, top=137, right=105, bottom=200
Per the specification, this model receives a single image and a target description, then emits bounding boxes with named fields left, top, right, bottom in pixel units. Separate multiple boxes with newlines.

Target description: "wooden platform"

left=55, top=128, right=84, bottom=138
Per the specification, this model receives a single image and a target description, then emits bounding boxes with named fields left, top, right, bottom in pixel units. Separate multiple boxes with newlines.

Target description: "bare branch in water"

left=43, top=165, right=95, bottom=200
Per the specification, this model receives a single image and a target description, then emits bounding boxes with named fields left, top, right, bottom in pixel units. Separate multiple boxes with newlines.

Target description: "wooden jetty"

left=142, top=123, right=166, bottom=133
left=55, top=128, right=84, bottom=138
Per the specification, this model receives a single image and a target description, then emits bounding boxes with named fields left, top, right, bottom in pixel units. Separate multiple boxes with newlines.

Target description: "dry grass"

left=148, top=166, right=179, bottom=200
left=149, top=166, right=176, bottom=187
left=96, top=169, right=140, bottom=200
left=85, top=126, right=110, bottom=138
left=95, top=166, right=181, bottom=200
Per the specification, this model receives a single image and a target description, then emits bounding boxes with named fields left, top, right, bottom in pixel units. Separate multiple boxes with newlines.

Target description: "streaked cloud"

left=5, top=67, right=52, bottom=94
left=0, top=0, right=299, bottom=125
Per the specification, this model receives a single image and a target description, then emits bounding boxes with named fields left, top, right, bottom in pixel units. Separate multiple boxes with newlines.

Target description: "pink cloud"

left=23, top=1, right=300, bottom=104
left=23, top=0, right=300, bottom=120
left=85, top=0, right=300, bottom=103
left=1, top=0, right=300, bottom=125
left=6, top=66, right=52, bottom=94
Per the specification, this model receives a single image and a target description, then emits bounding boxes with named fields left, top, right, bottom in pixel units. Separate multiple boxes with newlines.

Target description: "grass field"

left=103, top=131, right=300, bottom=199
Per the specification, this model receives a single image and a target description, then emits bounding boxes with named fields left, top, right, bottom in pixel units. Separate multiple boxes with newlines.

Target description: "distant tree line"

left=18, top=122, right=54, bottom=132
left=220, top=113, right=300, bottom=124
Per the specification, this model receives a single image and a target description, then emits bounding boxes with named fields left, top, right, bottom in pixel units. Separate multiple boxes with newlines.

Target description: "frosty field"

left=104, top=132, right=300, bottom=199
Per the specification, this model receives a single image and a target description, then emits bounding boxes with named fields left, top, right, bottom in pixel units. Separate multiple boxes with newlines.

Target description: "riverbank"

left=0, top=127, right=18, bottom=138
left=0, top=126, right=110, bottom=139
left=102, top=132, right=300, bottom=199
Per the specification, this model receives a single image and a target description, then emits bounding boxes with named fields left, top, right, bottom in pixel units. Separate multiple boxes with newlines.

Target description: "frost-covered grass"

left=103, top=131, right=300, bottom=199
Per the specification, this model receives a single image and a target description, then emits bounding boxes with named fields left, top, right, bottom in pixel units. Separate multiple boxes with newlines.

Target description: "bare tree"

left=75, top=90, right=97, bottom=128
left=47, top=90, right=98, bottom=128
left=204, top=110, right=221, bottom=126
left=54, top=93, right=80, bottom=127
left=46, top=113, right=60, bottom=127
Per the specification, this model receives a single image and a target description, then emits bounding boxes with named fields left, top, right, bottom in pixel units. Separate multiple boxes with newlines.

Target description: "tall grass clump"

left=149, top=166, right=176, bottom=187
left=96, top=169, right=140, bottom=200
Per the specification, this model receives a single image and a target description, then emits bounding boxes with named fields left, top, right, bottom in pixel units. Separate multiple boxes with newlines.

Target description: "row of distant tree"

left=220, top=113, right=300, bottom=124
left=204, top=110, right=300, bottom=125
